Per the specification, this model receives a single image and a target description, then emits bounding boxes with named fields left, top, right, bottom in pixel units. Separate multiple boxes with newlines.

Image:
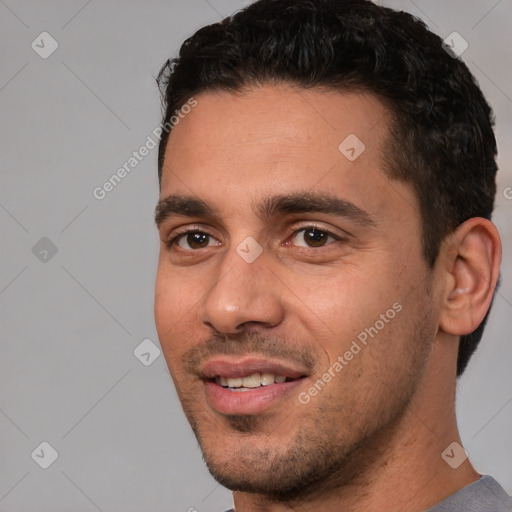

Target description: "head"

left=153, top=0, right=501, bottom=503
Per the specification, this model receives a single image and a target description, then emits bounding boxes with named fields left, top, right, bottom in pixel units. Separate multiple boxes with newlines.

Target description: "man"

left=153, top=0, right=511, bottom=510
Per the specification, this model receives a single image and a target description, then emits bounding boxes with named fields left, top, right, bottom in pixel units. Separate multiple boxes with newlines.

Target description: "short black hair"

left=156, top=0, right=499, bottom=376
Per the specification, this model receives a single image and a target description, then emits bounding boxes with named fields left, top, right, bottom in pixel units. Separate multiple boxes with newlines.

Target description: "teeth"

left=226, top=377, right=243, bottom=388
left=260, top=373, right=274, bottom=386
left=242, top=373, right=261, bottom=388
left=216, top=372, right=289, bottom=388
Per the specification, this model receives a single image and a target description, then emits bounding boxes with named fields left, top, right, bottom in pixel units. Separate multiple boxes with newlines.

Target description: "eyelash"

left=165, top=225, right=345, bottom=251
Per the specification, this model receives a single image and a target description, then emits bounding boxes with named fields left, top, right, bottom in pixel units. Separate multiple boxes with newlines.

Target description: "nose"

left=198, top=243, right=285, bottom=335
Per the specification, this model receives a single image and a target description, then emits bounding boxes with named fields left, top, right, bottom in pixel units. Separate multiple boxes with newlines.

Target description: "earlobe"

left=439, top=218, right=501, bottom=337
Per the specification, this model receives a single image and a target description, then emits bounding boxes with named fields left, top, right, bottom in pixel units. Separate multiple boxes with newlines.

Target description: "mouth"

left=211, top=372, right=300, bottom=391
left=199, top=357, right=310, bottom=415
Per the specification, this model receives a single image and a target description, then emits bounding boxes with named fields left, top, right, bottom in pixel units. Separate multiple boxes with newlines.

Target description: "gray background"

left=0, top=1, right=510, bottom=511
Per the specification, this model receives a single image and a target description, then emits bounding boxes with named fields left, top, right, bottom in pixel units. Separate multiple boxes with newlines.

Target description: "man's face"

left=154, top=85, right=439, bottom=499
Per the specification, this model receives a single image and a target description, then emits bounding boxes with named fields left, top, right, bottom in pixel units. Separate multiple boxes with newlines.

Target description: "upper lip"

left=199, top=356, right=310, bottom=380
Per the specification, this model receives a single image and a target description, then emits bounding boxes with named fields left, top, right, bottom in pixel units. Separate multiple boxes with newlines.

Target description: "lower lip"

left=204, top=379, right=304, bottom=415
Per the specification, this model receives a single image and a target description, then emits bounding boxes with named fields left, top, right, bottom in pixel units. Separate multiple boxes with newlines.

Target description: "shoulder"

left=427, top=475, right=512, bottom=511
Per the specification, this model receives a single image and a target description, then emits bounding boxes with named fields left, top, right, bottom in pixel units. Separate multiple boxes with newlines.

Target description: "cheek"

left=308, top=266, right=395, bottom=334
left=154, top=269, right=172, bottom=331
left=154, top=263, right=191, bottom=353
left=302, top=262, right=414, bottom=379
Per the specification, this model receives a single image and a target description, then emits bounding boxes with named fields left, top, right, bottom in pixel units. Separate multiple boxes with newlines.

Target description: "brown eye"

left=304, top=229, right=329, bottom=247
left=170, top=231, right=216, bottom=250
left=291, top=228, right=337, bottom=248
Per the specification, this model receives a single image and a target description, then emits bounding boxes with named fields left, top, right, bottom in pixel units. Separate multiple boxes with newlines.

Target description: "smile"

left=213, top=372, right=293, bottom=390
left=199, top=357, right=310, bottom=414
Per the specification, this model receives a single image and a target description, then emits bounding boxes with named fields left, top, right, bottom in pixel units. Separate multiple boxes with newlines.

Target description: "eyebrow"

left=154, top=191, right=376, bottom=229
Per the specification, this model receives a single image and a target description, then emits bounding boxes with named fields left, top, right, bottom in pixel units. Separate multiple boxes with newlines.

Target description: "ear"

left=439, top=217, right=501, bottom=336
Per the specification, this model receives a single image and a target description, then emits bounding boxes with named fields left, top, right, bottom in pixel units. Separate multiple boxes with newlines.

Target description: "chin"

left=196, top=422, right=359, bottom=503
left=204, top=457, right=317, bottom=501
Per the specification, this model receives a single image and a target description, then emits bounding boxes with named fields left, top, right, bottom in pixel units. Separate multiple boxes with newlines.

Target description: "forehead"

left=160, top=84, right=415, bottom=225
left=162, top=84, right=389, bottom=173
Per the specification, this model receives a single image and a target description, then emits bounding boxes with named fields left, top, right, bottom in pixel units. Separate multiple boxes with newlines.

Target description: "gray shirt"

left=427, top=475, right=512, bottom=511
left=224, top=475, right=512, bottom=511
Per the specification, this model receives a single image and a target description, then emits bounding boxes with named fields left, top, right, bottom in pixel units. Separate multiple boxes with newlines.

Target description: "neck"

left=232, top=338, right=479, bottom=512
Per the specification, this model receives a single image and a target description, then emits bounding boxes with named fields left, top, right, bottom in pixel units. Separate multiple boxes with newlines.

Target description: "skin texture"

left=154, top=84, right=501, bottom=511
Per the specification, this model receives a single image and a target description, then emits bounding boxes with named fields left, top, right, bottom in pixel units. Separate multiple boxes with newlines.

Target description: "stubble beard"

left=175, top=306, right=434, bottom=503
left=181, top=360, right=430, bottom=503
